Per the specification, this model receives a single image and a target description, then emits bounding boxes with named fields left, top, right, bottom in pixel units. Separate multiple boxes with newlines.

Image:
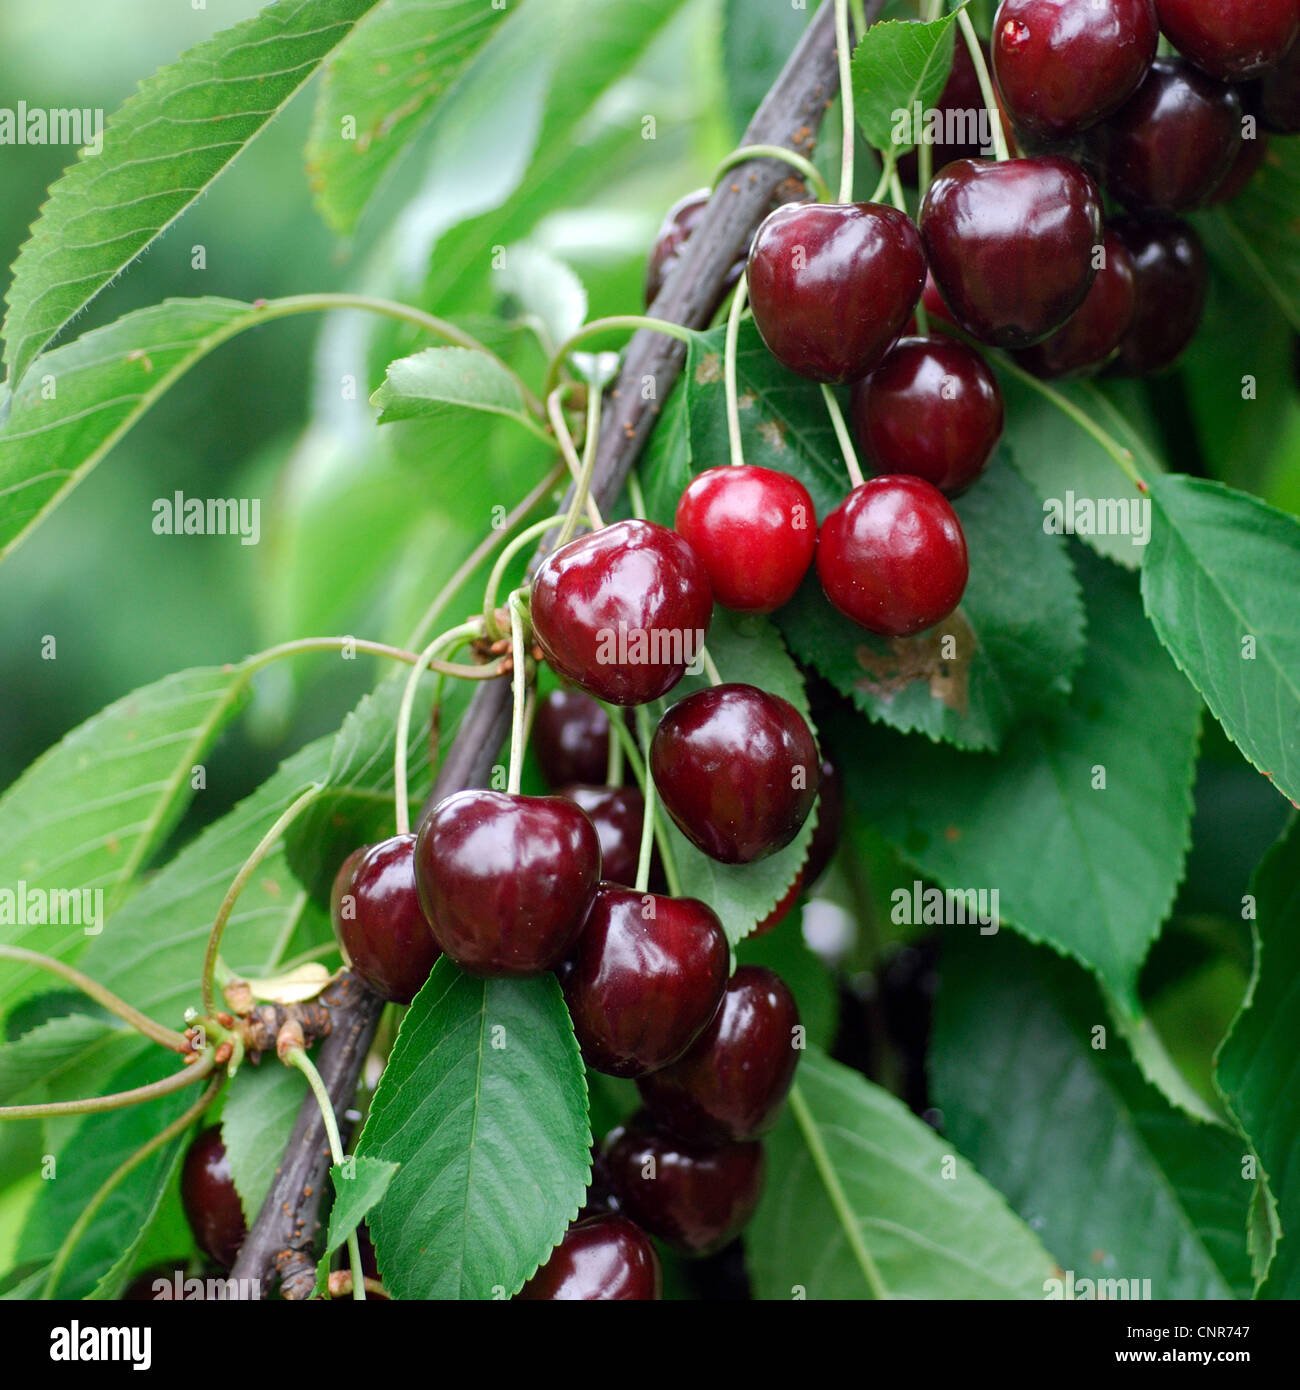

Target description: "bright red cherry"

left=1015, top=227, right=1137, bottom=379
left=637, top=965, right=800, bottom=1143
left=1155, top=0, right=1299, bottom=81
left=920, top=157, right=1103, bottom=349
left=674, top=466, right=816, bottom=613
left=1251, top=38, right=1300, bottom=133
left=415, top=791, right=601, bottom=977
left=1111, top=218, right=1207, bottom=375
left=850, top=337, right=1004, bottom=496
left=603, top=1117, right=765, bottom=1257
left=992, top=0, right=1159, bottom=141
left=816, top=476, right=969, bottom=637
left=533, top=690, right=611, bottom=788
left=746, top=202, right=925, bottom=383
left=644, top=189, right=745, bottom=308
left=557, top=784, right=644, bottom=887
left=561, top=884, right=728, bottom=1077
left=650, top=684, right=820, bottom=865
left=181, top=1127, right=246, bottom=1269
left=1092, top=58, right=1242, bottom=213
left=531, top=520, right=713, bottom=707
left=516, top=1215, right=662, bottom=1300
left=330, top=834, right=439, bottom=1005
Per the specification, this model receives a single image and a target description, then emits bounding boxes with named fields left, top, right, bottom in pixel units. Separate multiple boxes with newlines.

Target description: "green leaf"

left=371, top=346, right=531, bottom=427
left=844, top=548, right=1201, bottom=1010
left=933, top=931, right=1253, bottom=1299
left=221, top=1061, right=310, bottom=1228
left=359, top=960, right=590, bottom=1300
left=0, top=1015, right=117, bottom=1103
left=1216, top=816, right=1300, bottom=1297
left=495, top=244, right=587, bottom=353
left=314, top=1156, right=400, bottom=1293
left=307, top=0, right=506, bottom=234
left=1142, top=474, right=1300, bottom=809
left=747, top=1046, right=1056, bottom=1299
left=850, top=14, right=960, bottom=154
left=2, top=0, right=383, bottom=385
left=85, top=1135, right=189, bottom=1301
left=721, top=0, right=814, bottom=139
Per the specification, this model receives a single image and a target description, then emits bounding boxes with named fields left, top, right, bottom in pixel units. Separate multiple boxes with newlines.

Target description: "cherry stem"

left=555, top=380, right=604, bottom=550
left=244, top=635, right=496, bottom=683
left=547, top=388, right=605, bottom=532
left=605, top=708, right=682, bottom=898
left=0, top=944, right=190, bottom=1053
left=200, top=784, right=324, bottom=1016
left=820, top=384, right=866, bottom=489
left=633, top=706, right=659, bottom=895
left=957, top=8, right=1010, bottom=163
left=866, top=152, right=897, bottom=206
left=506, top=592, right=531, bottom=797
left=699, top=647, right=724, bottom=687
left=724, top=274, right=751, bottom=468
left=888, top=167, right=908, bottom=216
left=544, top=316, right=695, bottom=400
left=605, top=712, right=624, bottom=786
left=626, top=469, right=648, bottom=522
left=834, top=0, right=856, bottom=203
left=0, top=1046, right=216, bottom=1121
left=482, top=514, right=569, bottom=634
left=848, top=0, right=868, bottom=40
left=284, top=1045, right=365, bottom=1302
left=713, top=145, right=832, bottom=205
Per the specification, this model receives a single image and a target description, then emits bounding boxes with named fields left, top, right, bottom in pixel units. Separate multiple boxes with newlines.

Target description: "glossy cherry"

left=1015, top=227, right=1137, bottom=379
left=561, top=884, right=729, bottom=1077
left=603, top=1116, right=765, bottom=1257
left=415, top=790, right=601, bottom=976
left=1092, top=58, right=1242, bottom=213
left=557, top=784, right=644, bottom=888
left=181, top=1127, right=246, bottom=1269
left=637, top=965, right=800, bottom=1143
left=330, top=834, right=439, bottom=1005
left=674, top=466, right=816, bottom=613
left=920, top=157, right=1103, bottom=349
left=650, top=684, right=820, bottom=864
left=516, top=1215, right=662, bottom=1300
left=533, top=689, right=611, bottom=788
left=746, top=202, right=925, bottom=383
left=644, top=188, right=745, bottom=308
left=816, top=476, right=969, bottom=637
left=1111, top=218, right=1208, bottom=375
left=1155, top=0, right=1299, bottom=81
left=531, top=519, right=713, bottom=707
left=850, top=337, right=1004, bottom=495
left=1251, top=38, right=1300, bottom=133
left=992, top=0, right=1158, bottom=141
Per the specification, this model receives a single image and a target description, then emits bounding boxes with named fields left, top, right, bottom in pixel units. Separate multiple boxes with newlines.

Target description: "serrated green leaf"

left=1142, top=475, right=1300, bottom=809
left=748, top=1046, right=1055, bottom=1299
left=359, top=959, right=589, bottom=1300
left=850, top=13, right=960, bottom=154
left=371, top=346, right=530, bottom=427
left=86, top=1134, right=190, bottom=1301
left=0, top=1015, right=117, bottom=1104
left=221, top=1061, right=310, bottom=1228
left=314, top=1156, right=400, bottom=1294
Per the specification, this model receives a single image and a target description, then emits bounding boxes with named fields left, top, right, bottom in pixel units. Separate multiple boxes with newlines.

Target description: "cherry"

left=557, top=784, right=644, bottom=888
left=330, top=834, right=439, bottom=1005
left=1207, top=134, right=1270, bottom=205
left=1250, top=38, right=1300, bottom=133
left=644, top=189, right=745, bottom=308
left=753, top=868, right=805, bottom=937
left=637, top=965, right=800, bottom=1143
left=650, top=684, right=820, bottom=864
left=900, top=34, right=998, bottom=182
left=531, top=519, right=713, bottom=707
left=516, top=1214, right=662, bottom=1300
left=746, top=202, right=925, bottom=384
left=1110, top=218, right=1207, bottom=375
left=180, top=1127, right=246, bottom=1269
left=674, top=466, right=816, bottom=614
left=753, top=754, right=841, bottom=936
left=1015, top=227, right=1137, bottom=379
left=1091, top=58, right=1242, bottom=214
left=415, top=790, right=601, bottom=976
left=561, top=884, right=729, bottom=1077
left=603, top=1115, right=765, bottom=1257
left=992, top=0, right=1159, bottom=141
left=533, top=689, right=611, bottom=789
left=920, top=157, right=1103, bottom=349
left=816, top=476, right=969, bottom=638
left=850, top=337, right=1004, bottom=496
left=1155, top=0, right=1299, bottom=82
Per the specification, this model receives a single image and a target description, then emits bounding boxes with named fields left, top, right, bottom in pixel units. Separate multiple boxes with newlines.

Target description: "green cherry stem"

left=605, top=708, right=683, bottom=898
left=958, top=7, right=1011, bottom=163
left=820, top=384, right=866, bottom=488
left=547, top=389, right=605, bottom=532
left=699, top=647, right=724, bottom=687
left=544, top=316, right=695, bottom=399
left=555, top=379, right=604, bottom=550
left=848, top=0, right=868, bottom=39
left=835, top=0, right=856, bottom=203
left=243, top=636, right=495, bottom=682
left=0, top=1047, right=217, bottom=1122
left=626, top=469, right=648, bottom=522
left=633, top=706, right=660, bottom=895
left=724, top=274, right=751, bottom=468
left=482, top=515, right=569, bottom=633
left=713, top=146, right=832, bottom=205
left=506, top=592, right=531, bottom=797
left=866, top=151, right=898, bottom=207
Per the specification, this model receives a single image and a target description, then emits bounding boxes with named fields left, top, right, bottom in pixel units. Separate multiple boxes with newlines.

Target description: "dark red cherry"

left=899, top=34, right=1000, bottom=180
left=561, top=884, right=729, bottom=1077
left=1155, top=0, right=1299, bottom=81
left=637, top=965, right=800, bottom=1143
left=557, top=784, right=644, bottom=888
left=516, top=1215, right=662, bottom=1300
left=330, top=834, right=439, bottom=1005
left=816, top=476, right=969, bottom=637
left=850, top=337, right=1003, bottom=496
left=603, top=1116, right=765, bottom=1258
left=1250, top=38, right=1300, bottom=133
left=1092, top=58, right=1242, bottom=213
left=644, top=189, right=745, bottom=308
left=674, top=466, right=816, bottom=614
left=746, top=202, right=925, bottom=384
left=650, top=684, right=820, bottom=865
left=920, top=157, right=1103, bottom=349
left=1111, top=218, right=1207, bottom=375
left=992, top=0, right=1159, bottom=141
left=181, top=1127, right=246, bottom=1269
left=533, top=690, right=611, bottom=789
left=1015, top=227, right=1137, bottom=379
left=1207, top=133, right=1270, bottom=204
left=414, top=791, right=601, bottom=977
left=753, top=754, right=841, bottom=937
left=531, top=519, right=713, bottom=707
